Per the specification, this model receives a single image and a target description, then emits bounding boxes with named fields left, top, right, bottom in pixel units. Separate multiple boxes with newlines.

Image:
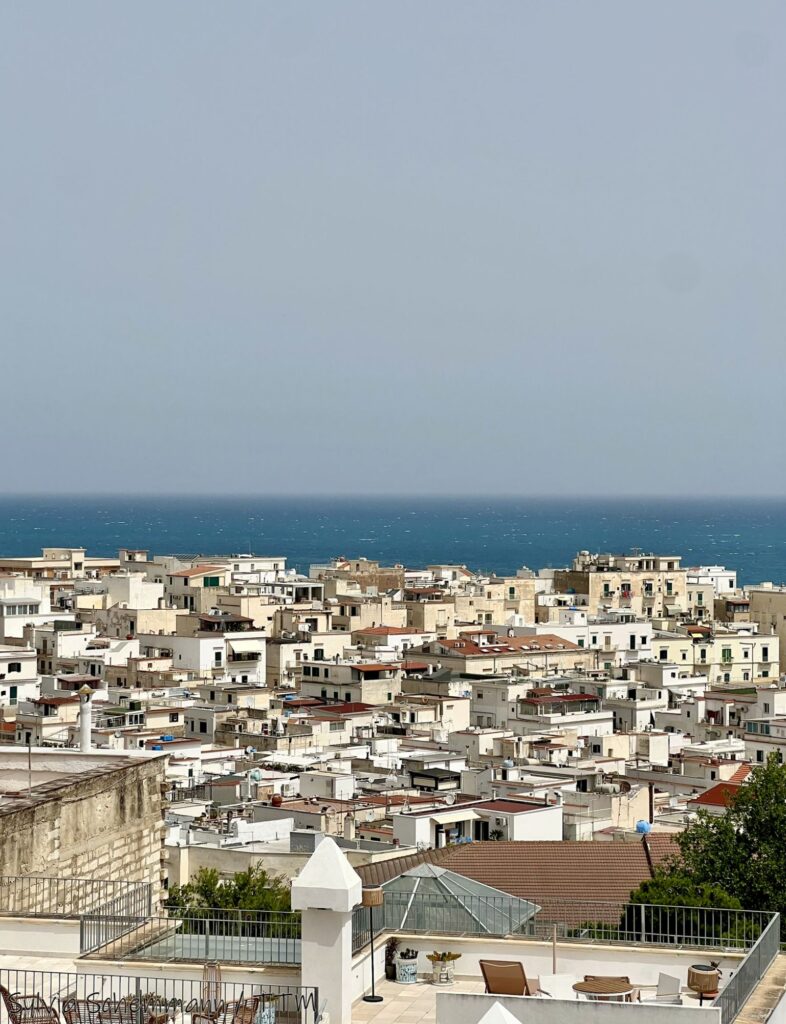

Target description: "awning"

left=228, top=638, right=263, bottom=654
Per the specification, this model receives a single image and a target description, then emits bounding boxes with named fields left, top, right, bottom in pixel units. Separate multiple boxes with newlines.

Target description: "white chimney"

left=78, top=684, right=93, bottom=753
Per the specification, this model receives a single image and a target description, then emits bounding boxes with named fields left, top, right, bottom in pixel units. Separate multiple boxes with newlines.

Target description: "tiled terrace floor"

left=352, top=977, right=486, bottom=1024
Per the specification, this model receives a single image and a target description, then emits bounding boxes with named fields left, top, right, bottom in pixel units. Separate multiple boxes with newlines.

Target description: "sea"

left=0, top=496, right=783, bottom=586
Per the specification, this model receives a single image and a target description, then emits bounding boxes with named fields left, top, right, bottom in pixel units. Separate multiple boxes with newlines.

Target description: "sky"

left=1, top=2, right=784, bottom=496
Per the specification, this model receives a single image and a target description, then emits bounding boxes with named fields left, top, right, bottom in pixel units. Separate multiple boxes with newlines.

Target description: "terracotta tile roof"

left=428, top=633, right=581, bottom=658
left=728, top=763, right=753, bottom=784
left=357, top=837, right=678, bottom=922
left=688, top=782, right=741, bottom=808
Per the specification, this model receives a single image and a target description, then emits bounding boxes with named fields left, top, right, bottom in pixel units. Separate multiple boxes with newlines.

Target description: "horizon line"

left=0, top=492, right=785, bottom=503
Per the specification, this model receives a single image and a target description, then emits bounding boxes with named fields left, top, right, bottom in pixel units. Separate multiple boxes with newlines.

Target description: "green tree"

left=625, top=755, right=786, bottom=940
left=166, top=865, right=291, bottom=913
left=165, top=865, right=294, bottom=938
left=676, top=754, right=786, bottom=919
left=627, top=869, right=749, bottom=945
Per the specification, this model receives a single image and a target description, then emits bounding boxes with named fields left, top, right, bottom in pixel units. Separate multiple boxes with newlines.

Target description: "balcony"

left=0, top=968, right=319, bottom=1024
left=352, top=894, right=781, bottom=1024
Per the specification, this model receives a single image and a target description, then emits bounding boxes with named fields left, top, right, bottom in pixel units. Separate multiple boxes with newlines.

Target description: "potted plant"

left=385, top=937, right=400, bottom=981
left=426, top=951, right=462, bottom=986
left=395, top=947, right=419, bottom=985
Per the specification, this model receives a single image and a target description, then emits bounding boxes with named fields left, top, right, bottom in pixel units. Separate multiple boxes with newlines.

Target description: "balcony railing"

left=81, top=909, right=302, bottom=965
left=0, top=875, right=152, bottom=920
left=713, top=910, right=781, bottom=1024
left=0, top=969, right=319, bottom=1024
left=353, top=893, right=775, bottom=954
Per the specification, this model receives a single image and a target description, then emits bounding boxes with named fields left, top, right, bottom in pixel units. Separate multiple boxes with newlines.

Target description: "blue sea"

left=0, top=496, right=783, bottom=585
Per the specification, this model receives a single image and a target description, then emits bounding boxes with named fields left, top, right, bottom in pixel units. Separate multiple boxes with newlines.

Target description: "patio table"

left=572, top=979, right=636, bottom=1001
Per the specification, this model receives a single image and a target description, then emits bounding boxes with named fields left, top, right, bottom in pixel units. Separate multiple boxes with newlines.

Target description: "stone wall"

left=0, top=755, right=166, bottom=907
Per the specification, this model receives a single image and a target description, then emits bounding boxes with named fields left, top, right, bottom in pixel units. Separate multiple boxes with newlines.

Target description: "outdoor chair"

left=639, top=973, right=682, bottom=1005
left=62, top=1000, right=102, bottom=1024
left=63, top=997, right=163, bottom=1024
left=479, top=961, right=537, bottom=997
left=191, top=995, right=260, bottom=1024
left=0, top=987, right=60, bottom=1024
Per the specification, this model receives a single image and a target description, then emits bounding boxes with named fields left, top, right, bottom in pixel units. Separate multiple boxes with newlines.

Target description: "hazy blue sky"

left=1, top=2, right=783, bottom=496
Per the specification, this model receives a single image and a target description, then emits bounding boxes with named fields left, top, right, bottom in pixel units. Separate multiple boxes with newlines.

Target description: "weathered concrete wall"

left=0, top=755, right=166, bottom=903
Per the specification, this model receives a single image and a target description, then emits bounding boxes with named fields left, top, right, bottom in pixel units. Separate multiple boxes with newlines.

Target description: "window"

left=659, top=649, right=668, bottom=661
left=757, top=750, right=764, bottom=763
left=169, top=712, right=179, bottom=723
left=764, top=703, right=770, bottom=714
left=213, top=651, right=222, bottom=667
left=577, top=638, right=585, bottom=648
left=8, top=662, right=21, bottom=673
left=345, top=692, right=351, bottom=702
left=199, top=721, right=207, bottom=734
left=721, top=648, right=732, bottom=664
left=762, top=646, right=770, bottom=661
left=629, top=635, right=636, bottom=650
left=666, top=581, right=674, bottom=595
left=189, top=721, right=194, bottom=732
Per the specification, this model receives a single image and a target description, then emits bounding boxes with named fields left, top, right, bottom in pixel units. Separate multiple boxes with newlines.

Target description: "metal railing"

left=351, top=905, right=385, bottom=955
left=713, top=912, right=781, bottom=1024
left=0, top=970, right=319, bottom=1024
left=0, top=876, right=152, bottom=920
left=81, top=909, right=302, bottom=965
left=353, top=893, right=774, bottom=953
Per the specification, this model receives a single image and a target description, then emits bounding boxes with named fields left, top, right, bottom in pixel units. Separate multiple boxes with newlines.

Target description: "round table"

left=572, top=979, right=636, bottom=1001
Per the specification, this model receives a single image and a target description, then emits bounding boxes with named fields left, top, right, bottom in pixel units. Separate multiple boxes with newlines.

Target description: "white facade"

left=687, top=565, right=738, bottom=595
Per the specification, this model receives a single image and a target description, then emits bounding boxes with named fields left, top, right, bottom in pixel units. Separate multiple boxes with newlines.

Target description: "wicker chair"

left=63, top=998, right=158, bottom=1024
left=191, top=996, right=260, bottom=1024
left=0, top=987, right=61, bottom=1024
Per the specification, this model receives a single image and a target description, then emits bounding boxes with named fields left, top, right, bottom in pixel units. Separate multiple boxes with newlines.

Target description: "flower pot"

left=395, top=956, right=419, bottom=985
left=385, top=963, right=396, bottom=981
left=431, top=962, right=455, bottom=986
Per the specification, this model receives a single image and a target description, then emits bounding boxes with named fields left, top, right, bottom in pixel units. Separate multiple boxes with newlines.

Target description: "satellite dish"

left=366, top=811, right=375, bottom=823
left=444, top=793, right=456, bottom=806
